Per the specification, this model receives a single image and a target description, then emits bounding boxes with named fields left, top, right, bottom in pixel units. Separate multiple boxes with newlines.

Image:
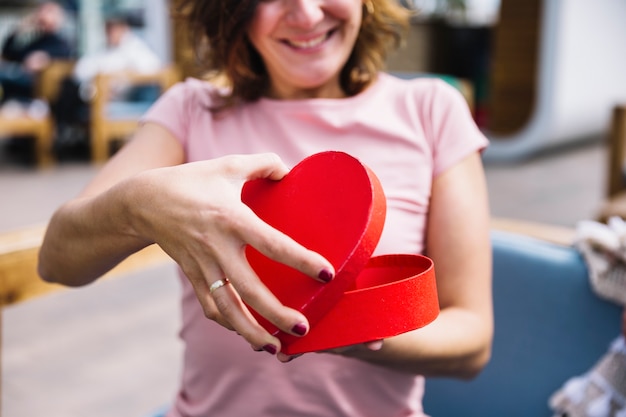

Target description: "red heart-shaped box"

left=242, top=151, right=439, bottom=354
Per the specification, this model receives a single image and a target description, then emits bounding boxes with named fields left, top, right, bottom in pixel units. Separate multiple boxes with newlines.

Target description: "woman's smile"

left=248, top=0, right=362, bottom=99
left=281, top=29, right=335, bottom=50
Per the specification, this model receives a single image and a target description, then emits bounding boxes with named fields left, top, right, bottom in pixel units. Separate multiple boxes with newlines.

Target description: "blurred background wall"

left=388, top=0, right=626, bottom=161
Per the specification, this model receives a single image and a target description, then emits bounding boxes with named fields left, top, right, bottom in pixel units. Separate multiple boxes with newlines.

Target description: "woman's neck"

left=265, top=83, right=347, bottom=100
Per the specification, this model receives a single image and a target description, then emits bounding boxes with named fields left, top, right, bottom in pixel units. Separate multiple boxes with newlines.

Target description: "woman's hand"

left=273, top=340, right=384, bottom=363
left=125, top=153, right=335, bottom=355
left=40, top=126, right=330, bottom=359
left=23, top=50, right=51, bottom=72
left=321, top=340, right=385, bottom=355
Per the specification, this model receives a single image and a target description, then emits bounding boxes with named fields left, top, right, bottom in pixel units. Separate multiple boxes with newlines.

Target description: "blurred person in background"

left=72, top=11, right=161, bottom=85
left=51, top=10, right=162, bottom=156
left=0, top=1, right=73, bottom=104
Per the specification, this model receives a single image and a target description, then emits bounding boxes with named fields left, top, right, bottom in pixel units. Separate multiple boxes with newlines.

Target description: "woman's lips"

left=283, top=30, right=334, bottom=50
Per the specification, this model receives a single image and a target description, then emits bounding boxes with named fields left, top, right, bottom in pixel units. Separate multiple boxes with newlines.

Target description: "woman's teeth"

left=287, top=33, right=328, bottom=49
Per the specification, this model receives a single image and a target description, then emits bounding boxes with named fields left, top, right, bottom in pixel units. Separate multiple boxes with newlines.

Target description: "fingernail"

left=263, top=344, right=278, bottom=355
left=285, top=353, right=303, bottom=362
left=291, top=322, right=307, bottom=336
left=318, top=268, right=333, bottom=283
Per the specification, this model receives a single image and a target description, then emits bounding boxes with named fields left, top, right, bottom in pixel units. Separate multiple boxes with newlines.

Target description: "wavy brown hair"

left=173, top=0, right=411, bottom=109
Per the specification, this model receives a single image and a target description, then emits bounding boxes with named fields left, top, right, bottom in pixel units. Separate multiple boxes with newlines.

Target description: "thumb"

left=240, top=153, right=290, bottom=182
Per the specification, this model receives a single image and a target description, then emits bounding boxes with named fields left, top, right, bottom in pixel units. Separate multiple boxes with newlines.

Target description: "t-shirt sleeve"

left=426, top=79, right=489, bottom=177
left=141, top=80, right=192, bottom=148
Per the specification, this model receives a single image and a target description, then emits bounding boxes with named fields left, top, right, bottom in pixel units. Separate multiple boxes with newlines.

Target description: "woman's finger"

left=277, top=352, right=304, bottom=363
left=181, top=261, right=235, bottom=331
left=234, top=204, right=335, bottom=284
left=208, top=275, right=283, bottom=354
left=216, top=154, right=335, bottom=283
left=220, top=153, right=290, bottom=182
left=189, top=243, right=307, bottom=351
left=320, top=340, right=384, bottom=356
left=214, top=243, right=311, bottom=339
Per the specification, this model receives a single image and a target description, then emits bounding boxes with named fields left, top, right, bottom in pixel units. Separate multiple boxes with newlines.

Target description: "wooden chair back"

left=596, top=104, right=626, bottom=221
left=0, top=60, right=75, bottom=167
left=607, top=105, right=626, bottom=198
left=90, top=65, right=181, bottom=162
left=35, top=59, right=75, bottom=103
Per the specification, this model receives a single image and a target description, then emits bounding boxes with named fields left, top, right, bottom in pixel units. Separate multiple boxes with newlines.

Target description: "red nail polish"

left=292, top=323, right=307, bottom=336
left=263, top=344, right=277, bottom=355
left=318, top=268, right=333, bottom=283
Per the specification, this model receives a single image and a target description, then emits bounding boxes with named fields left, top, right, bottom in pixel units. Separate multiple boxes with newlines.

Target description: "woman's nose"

left=285, top=0, right=324, bottom=28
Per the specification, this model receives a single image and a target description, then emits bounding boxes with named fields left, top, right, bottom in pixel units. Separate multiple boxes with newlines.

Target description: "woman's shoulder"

left=165, top=77, right=229, bottom=108
left=381, top=72, right=462, bottom=96
left=142, top=77, right=229, bottom=143
left=379, top=72, right=471, bottom=111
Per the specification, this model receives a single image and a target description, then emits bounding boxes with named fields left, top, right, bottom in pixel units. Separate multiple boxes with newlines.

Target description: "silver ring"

left=209, top=278, right=231, bottom=294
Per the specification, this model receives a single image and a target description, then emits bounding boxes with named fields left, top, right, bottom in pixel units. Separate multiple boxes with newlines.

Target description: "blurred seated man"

left=52, top=11, right=162, bottom=154
left=72, top=11, right=162, bottom=85
left=0, top=1, right=72, bottom=104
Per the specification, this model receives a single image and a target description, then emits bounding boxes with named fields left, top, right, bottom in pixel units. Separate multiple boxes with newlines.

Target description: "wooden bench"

left=0, top=60, right=75, bottom=167
left=0, top=224, right=170, bottom=307
left=0, top=217, right=576, bottom=307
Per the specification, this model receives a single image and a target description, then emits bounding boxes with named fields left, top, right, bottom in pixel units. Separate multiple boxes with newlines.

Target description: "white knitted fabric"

left=575, top=217, right=626, bottom=306
left=549, top=217, right=626, bottom=417
left=550, top=337, right=626, bottom=417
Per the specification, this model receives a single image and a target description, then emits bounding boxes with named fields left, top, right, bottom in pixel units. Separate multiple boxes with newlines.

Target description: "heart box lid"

left=242, top=152, right=386, bottom=339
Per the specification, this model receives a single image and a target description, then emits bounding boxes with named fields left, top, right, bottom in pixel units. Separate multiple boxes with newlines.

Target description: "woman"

left=39, top=1, right=493, bottom=416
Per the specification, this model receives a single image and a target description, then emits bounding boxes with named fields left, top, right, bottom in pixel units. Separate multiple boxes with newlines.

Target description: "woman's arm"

left=338, top=152, right=493, bottom=379
left=38, top=122, right=335, bottom=354
left=38, top=123, right=185, bottom=285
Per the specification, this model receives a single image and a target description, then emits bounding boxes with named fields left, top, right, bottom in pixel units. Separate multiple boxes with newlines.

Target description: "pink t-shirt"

left=142, top=72, right=488, bottom=417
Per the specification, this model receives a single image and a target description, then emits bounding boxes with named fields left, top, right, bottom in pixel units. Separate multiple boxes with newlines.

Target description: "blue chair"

left=423, top=230, right=622, bottom=417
